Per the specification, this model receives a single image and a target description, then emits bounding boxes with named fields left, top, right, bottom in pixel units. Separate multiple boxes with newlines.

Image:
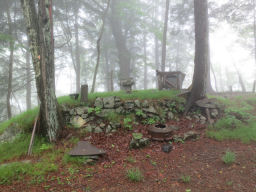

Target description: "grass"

left=180, top=175, right=191, bottom=183
left=62, top=154, right=89, bottom=166
left=0, top=134, right=46, bottom=163
left=222, top=150, right=236, bottom=165
left=207, top=120, right=256, bottom=143
left=126, top=167, right=144, bottom=182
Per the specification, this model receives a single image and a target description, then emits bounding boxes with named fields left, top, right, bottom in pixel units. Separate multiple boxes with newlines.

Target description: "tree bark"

left=74, top=9, right=81, bottom=93
left=143, top=34, right=148, bottom=90
left=254, top=0, right=256, bottom=68
left=6, top=5, right=14, bottom=119
left=185, top=0, right=209, bottom=114
left=91, top=0, right=111, bottom=93
left=161, top=0, right=170, bottom=72
left=21, top=0, right=61, bottom=142
left=110, top=0, right=131, bottom=86
left=26, top=43, right=32, bottom=110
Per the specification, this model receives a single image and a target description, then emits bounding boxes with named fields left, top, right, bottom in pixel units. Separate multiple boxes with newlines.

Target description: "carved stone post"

left=80, top=84, right=88, bottom=103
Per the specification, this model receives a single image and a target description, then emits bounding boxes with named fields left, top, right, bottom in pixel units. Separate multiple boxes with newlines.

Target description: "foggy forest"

left=0, top=0, right=256, bottom=191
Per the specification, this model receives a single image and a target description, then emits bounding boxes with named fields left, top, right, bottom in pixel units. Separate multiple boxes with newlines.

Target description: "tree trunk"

left=143, top=34, right=148, bottom=90
left=110, top=0, right=131, bottom=86
left=74, top=10, right=81, bottom=93
left=254, top=0, right=256, bottom=68
left=185, top=0, right=209, bottom=114
left=26, top=43, right=32, bottom=110
left=6, top=5, right=14, bottom=119
left=21, top=0, right=61, bottom=142
left=91, top=0, right=111, bottom=93
left=161, top=0, right=170, bottom=72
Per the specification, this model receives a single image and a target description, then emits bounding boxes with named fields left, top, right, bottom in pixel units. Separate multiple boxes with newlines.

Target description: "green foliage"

left=126, top=167, right=144, bottom=182
left=207, top=120, right=256, bottom=143
left=0, top=134, right=46, bottom=163
left=132, top=133, right=143, bottom=140
left=222, top=150, right=236, bottom=165
left=213, top=116, right=243, bottom=130
left=180, top=175, right=191, bottom=183
left=124, top=117, right=133, bottom=130
left=62, top=154, right=89, bottom=166
left=0, top=162, right=31, bottom=184
left=87, top=107, right=102, bottom=115
left=57, top=96, right=81, bottom=106
left=135, top=109, right=145, bottom=117
left=145, top=118, right=156, bottom=125
left=40, top=143, right=53, bottom=152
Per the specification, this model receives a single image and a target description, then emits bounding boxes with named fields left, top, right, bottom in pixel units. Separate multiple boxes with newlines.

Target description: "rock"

left=134, top=100, right=141, bottom=108
left=96, top=109, right=115, bottom=118
left=167, top=112, right=174, bottom=120
left=76, top=107, right=88, bottom=115
left=124, top=100, right=135, bottom=110
left=162, top=144, right=173, bottom=153
left=81, top=114, right=88, bottom=119
left=186, top=116, right=192, bottom=121
left=94, top=127, right=103, bottom=133
left=142, top=100, right=149, bottom=108
left=183, top=131, right=200, bottom=141
left=110, top=122, right=121, bottom=130
left=115, top=106, right=124, bottom=114
left=99, top=123, right=105, bottom=128
left=143, top=106, right=157, bottom=114
left=103, top=96, right=116, bottom=109
left=94, top=97, right=103, bottom=108
left=210, top=109, right=219, bottom=118
left=84, top=125, right=93, bottom=132
left=114, top=97, right=122, bottom=108
left=106, top=125, right=112, bottom=133
left=70, top=116, right=86, bottom=128
left=0, top=124, right=22, bottom=143
left=69, top=108, right=76, bottom=116
left=129, top=137, right=150, bottom=149
left=61, top=104, right=70, bottom=113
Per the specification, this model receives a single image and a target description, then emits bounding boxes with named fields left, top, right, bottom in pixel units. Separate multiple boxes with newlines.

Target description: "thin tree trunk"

left=161, top=0, right=170, bottom=72
left=91, top=0, right=111, bottom=93
left=74, top=10, right=81, bottom=93
left=154, top=0, right=160, bottom=70
left=21, top=0, right=62, bottom=142
left=185, top=0, right=209, bottom=114
left=6, top=5, right=14, bottom=119
left=143, top=34, right=148, bottom=90
left=26, top=42, right=32, bottom=110
left=210, top=64, right=218, bottom=92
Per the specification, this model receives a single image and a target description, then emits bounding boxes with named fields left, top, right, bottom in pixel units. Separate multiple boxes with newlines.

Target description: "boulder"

left=70, top=116, right=86, bottom=128
left=183, top=131, right=200, bottom=141
left=129, top=137, right=150, bottom=149
left=143, top=106, right=157, bottom=114
left=103, top=96, right=116, bottom=109
left=210, top=109, right=219, bottom=118
left=134, top=100, right=141, bottom=108
left=94, top=97, right=104, bottom=108
left=142, top=100, right=149, bottom=108
left=94, top=127, right=103, bottom=133
left=124, top=100, right=135, bottom=110
left=76, top=107, right=88, bottom=115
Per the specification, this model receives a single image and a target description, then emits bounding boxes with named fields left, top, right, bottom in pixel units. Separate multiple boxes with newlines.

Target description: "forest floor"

left=1, top=117, right=256, bottom=192
left=1, top=92, right=256, bottom=192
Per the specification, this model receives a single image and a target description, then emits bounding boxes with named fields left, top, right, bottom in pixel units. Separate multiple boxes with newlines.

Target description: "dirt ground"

left=1, top=118, right=256, bottom=192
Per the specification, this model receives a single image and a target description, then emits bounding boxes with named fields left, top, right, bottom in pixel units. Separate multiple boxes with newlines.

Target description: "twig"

left=27, top=115, right=39, bottom=156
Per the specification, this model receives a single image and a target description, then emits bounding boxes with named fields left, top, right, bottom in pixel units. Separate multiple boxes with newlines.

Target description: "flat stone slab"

left=69, top=141, right=106, bottom=156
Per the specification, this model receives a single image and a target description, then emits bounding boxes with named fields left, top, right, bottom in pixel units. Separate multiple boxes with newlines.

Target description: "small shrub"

left=222, top=150, right=236, bottom=165
left=63, top=154, right=88, bottom=166
left=126, top=167, right=144, bottom=182
left=124, top=117, right=133, bottom=130
left=146, top=118, right=156, bottom=125
left=132, top=133, right=143, bottom=140
left=135, top=110, right=145, bottom=117
left=40, top=143, right=53, bottom=152
left=180, top=175, right=191, bottom=183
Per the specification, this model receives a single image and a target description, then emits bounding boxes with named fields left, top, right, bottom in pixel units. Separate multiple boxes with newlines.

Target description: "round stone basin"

left=148, top=124, right=173, bottom=141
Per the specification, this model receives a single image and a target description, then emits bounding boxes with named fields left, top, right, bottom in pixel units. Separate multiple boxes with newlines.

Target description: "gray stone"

left=110, top=122, right=121, bottom=130
left=69, top=109, right=76, bottom=116
left=167, top=112, right=174, bottom=120
left=96, top=109, right=115, bottom=118
left=186, top=116, right=192, bottom=121
left=142, top=100, right=149, bottom=108
left=81, top=114, right=88, bottom=119
left=106, top=125, right=112, bottom=133
left=94, top=127, right=103, bottom=133
left=70, top=116, right=86, bottom=128
left=103, top=96, right=116, bottom=109
left=143, top=106, right=157, bottom=114
left=115, top=107, right=124, bottom=114
left=129, top=137, right=150, bottom=149
left=134, top=100, right=141, bottom=108
left=124, top=100, right=135, bottom=110
left=76, top=107, right=88, bottom=115
left=210, top=109, right=219, bottom=118
left=100, top=123, right=105, bottom=128
left=183, top=131, right=200, bottom=141
left=0, top=124, right=22, bottom=143
left=94, top=97, right=103, bottom=108
left=114, top=97, right=122, bottom=108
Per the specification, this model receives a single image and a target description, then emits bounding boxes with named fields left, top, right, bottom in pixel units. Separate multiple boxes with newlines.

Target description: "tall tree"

left=161, top=0, right=170, bottom=72
left=185, top=0, right=209, bottom=114
left=21, top=0, right=62, bottom=142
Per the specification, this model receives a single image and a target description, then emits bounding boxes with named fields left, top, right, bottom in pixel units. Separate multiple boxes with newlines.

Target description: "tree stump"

left=80, top=84, right=88, bottom=103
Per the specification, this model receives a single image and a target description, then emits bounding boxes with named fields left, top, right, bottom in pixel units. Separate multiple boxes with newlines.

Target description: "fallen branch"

left=27, top=115, right=39, bottom=156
